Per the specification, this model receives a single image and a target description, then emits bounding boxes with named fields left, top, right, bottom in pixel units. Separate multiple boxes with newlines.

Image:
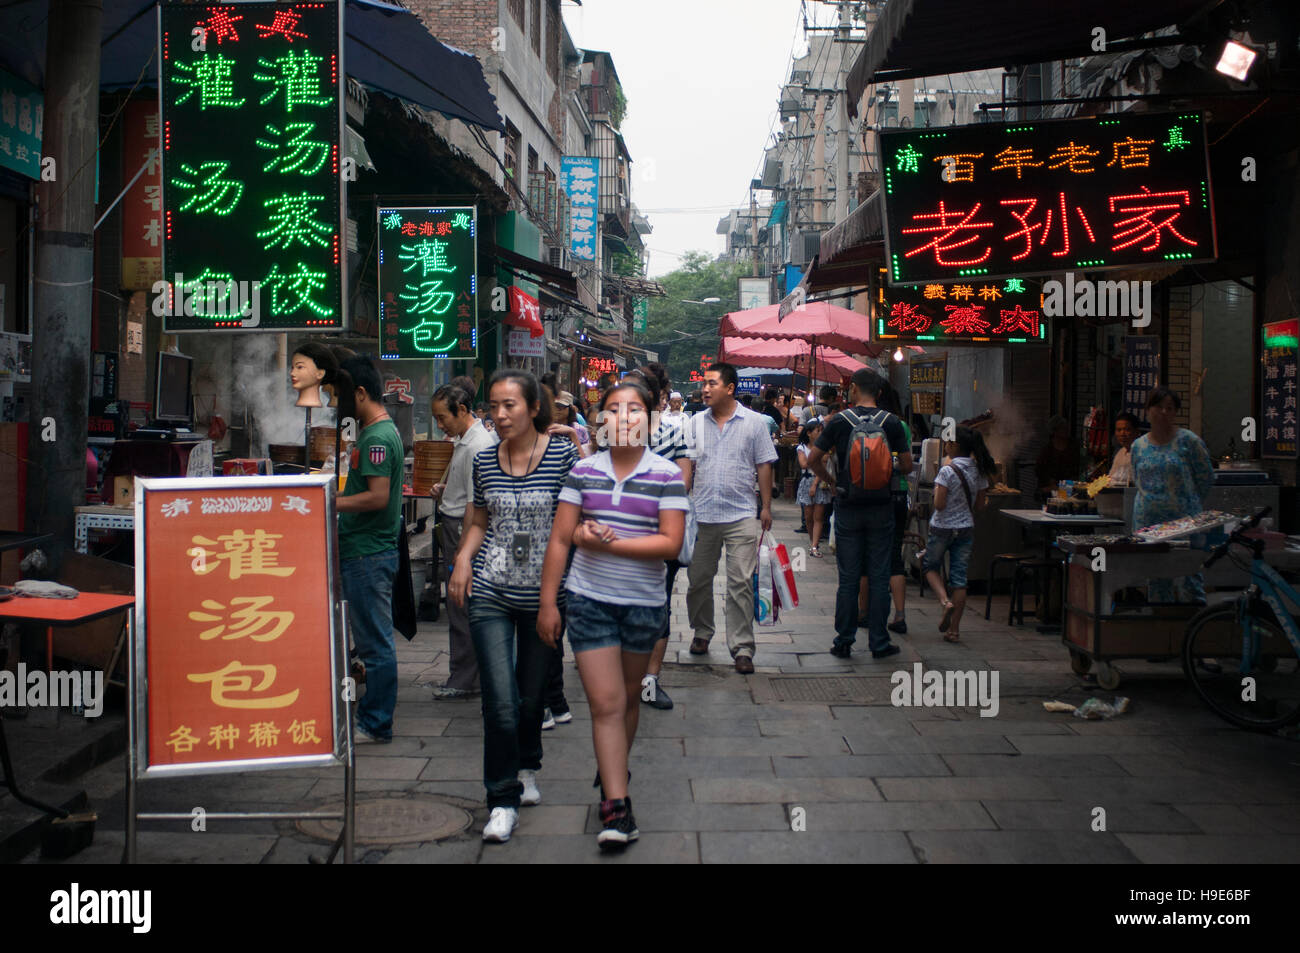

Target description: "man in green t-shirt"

left=337, top=357, right=404, bottom=743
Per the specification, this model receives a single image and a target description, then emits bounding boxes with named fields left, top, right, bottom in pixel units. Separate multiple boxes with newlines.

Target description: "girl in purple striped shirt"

left=538, top=379, right=688, bottom=850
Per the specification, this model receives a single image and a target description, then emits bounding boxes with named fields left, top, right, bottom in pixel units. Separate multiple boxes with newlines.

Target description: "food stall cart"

left=1056, top=511, right=1254, bottom=689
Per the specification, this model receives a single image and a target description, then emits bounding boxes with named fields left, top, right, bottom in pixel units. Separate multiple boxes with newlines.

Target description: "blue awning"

left=766, top=201, right=788, bottom=227
left=0, top=0, right=503, bottom=133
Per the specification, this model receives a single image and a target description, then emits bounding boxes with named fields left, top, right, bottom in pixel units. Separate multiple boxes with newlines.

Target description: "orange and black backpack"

left=837, top=408, right=894, bottom=500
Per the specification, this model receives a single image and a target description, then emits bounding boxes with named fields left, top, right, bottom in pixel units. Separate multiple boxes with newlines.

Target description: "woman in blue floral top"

left=1131, top=387, right=1215, bottom=602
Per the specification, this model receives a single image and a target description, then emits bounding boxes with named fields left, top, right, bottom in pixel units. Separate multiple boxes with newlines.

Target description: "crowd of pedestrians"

left=344, top=360, right=980, bottom=852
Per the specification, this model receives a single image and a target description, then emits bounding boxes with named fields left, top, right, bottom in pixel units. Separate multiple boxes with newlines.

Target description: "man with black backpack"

left=806, top=369, right=912, bottom=659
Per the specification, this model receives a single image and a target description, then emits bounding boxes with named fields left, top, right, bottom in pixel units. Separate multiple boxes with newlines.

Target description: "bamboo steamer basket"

left=309, top=426, right=338, bottom=464
left=412, top=440, right=454, bottom=494
left=268, top=443, right=305, bottom=464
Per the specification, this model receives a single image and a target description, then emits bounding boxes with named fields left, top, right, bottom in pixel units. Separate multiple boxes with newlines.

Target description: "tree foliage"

left=641, top=252, right=751, bottom=387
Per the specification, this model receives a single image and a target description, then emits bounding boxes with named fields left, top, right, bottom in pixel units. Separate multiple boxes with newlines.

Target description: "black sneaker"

left=888, top=618, right=908, bottom=635
left=829, top=642, right=852, bottom=658
left=872, top=644, right=902, bottom=660
left=641, top=675, right=674, bottom=710
left=597, top=797, right=639, bottom=849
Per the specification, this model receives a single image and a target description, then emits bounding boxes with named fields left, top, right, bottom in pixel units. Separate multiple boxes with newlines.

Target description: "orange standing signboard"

left=136, top=476, right=341, bottom=775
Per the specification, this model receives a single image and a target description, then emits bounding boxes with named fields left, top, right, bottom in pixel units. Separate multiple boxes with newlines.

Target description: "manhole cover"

left=765, top=676, right=888, bottom=704
left=297, top=796, right=473, bottom=845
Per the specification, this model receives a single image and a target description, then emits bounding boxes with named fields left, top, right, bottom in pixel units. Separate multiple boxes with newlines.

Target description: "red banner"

left=142, top=480, right=337, bottom=770
left=505, top=285, right=544, bottom=337
left=120, top=101, right=162, bottom=291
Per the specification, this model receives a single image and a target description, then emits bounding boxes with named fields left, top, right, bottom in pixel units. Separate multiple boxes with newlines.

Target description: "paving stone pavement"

left=20, top=500, right=1300, bottom=864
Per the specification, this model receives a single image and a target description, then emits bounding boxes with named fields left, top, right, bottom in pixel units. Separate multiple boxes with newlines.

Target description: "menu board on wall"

left=909, top=353, right=946, bottom=417
left=1123, top=336, right=1160, bottom=426
left=1261, top=319, right=1299, bottom=459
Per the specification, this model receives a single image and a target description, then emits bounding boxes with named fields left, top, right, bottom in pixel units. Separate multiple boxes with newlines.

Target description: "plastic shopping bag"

left=762, top=531, right=799, bottom=609
left=754, top=545, right=778, bottom=626
left=677, top=503, right=697, bottom=566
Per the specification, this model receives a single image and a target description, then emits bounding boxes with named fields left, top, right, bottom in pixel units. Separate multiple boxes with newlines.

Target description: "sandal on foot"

left=810, top=547, right=823, bottom=558
left=939, top=602, right=955, bottom=633
left=943, top=631, right=961, bottom=643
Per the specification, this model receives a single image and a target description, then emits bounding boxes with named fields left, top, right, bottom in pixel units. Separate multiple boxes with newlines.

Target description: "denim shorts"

left=923, top=526, right=974, bottom=589
left=566, top=591, right=667, bottom=655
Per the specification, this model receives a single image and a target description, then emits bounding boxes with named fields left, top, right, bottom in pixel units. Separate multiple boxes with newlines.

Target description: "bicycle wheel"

left=1182, top=604, right=1300, bottom=731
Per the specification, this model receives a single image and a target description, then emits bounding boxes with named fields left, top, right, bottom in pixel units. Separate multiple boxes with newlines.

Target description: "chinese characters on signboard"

left=877, top=269, right=1045, bottom=345
left=1123, top=336, right=1160, bottom=426
left=909, top=354, right=946, bottom=417
left=121, top=101, right=162, bottom=291
left=159, top=1, right=344, bottom=331
left=736, top=376, right=761, bottom=395
left=376, top=206, right=477, bottom=360
left=632, top=297, right=647, bottom=333
left=561, top=156, right=599, bottom=261
left=140, top=480, right=337, bottom=773
left=1261, top=319, right=1298, bottom=459
left=880, top=112, right=1217, bottom=285
left=0, top=67, right=42, bottom=180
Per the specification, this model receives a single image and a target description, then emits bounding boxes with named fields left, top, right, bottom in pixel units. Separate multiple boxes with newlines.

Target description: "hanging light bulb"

left=893, top=347, right=905, bottom=363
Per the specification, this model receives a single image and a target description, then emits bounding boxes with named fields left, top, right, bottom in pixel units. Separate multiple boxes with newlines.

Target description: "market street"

left=16, top=499, right=1297, bottom=865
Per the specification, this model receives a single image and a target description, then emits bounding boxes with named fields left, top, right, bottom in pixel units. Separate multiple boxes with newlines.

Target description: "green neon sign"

left=377, top=207, right=478, bottom=359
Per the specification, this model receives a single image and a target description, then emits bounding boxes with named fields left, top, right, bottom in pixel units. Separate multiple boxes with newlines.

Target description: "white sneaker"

left=552, top=710, right=573, bottom=725
left=518, top=770, right=541, bottom=806
left=541, top=707, right=556, bottom=730
left=482, top=807, right=519, bottom=842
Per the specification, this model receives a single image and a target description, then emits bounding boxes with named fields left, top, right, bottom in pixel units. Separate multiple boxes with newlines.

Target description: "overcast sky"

left=566, top=0, right=820, bottom=277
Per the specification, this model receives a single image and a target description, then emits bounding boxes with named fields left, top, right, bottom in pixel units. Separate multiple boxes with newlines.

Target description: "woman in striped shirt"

left=538, top=379, right=688, bottom=849
left=449, top=369, right=578, bottom=844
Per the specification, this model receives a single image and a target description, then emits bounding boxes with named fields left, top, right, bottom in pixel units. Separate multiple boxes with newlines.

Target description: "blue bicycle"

left=1182, top=507, right=1300, bottom=730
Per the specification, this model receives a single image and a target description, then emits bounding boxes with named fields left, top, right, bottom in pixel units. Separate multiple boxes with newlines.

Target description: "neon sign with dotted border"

left=879, top=112, right=1217, bottom=286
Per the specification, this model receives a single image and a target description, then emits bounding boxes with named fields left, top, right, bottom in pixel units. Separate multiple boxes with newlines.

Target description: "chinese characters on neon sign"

left=377, top=207, right=477, bottom=359
left=876, top=271, right=1046, bottom=345
left=159, top=2, right=343, bottom=332
left=880, top=112, right=1216, bottom=285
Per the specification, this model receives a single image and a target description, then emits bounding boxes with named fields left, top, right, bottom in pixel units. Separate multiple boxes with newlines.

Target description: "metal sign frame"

left=125, top=473, right=354, bottom=862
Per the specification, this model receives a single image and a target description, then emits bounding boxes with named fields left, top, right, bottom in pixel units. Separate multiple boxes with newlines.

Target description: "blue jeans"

left=342, top=549, right=399, bottom=740
left=833, top=503, right=895, bottom=652
left=469, top=590, right=560, bottom=809
left=923, top=527, right=975, bottom=589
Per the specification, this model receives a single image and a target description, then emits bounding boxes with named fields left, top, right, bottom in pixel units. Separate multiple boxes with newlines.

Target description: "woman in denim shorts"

left=923, top=427, right=997, bottom=642
left=538, top=379, right=687, bottom=850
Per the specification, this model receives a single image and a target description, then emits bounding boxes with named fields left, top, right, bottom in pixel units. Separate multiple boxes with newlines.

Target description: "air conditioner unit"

left=761, top=157, right=782, bottom=189
left=548, top=246, right=567, bottom=270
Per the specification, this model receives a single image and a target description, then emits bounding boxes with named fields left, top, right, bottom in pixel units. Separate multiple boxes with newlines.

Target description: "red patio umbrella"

left=720, top=300, right=881, bottom=357
left=718, top=336, right=867, bottom=383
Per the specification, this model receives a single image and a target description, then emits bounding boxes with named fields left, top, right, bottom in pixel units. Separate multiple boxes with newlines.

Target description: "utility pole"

left=834, top=0, right=851, bottom=226
left=26, top=0, right=103, bottom=565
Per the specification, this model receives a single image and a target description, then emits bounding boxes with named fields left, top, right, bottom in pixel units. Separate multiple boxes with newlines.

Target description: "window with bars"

left=504, top=122, right=521, bottom=180
left=508, top=0, right=525, bottom=29
left=530, top=0, right=541, bottom=56
left=544, top=165, right=557, bottom=228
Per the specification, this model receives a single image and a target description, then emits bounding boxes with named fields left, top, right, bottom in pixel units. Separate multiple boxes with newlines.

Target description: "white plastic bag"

left=677, top=503, right=697, bottom=566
